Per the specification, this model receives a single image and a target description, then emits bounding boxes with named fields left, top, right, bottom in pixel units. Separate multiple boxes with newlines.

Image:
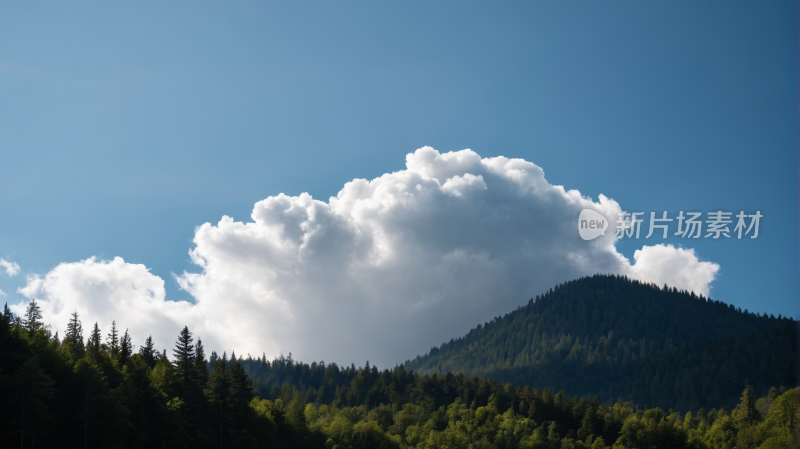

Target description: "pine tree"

left=205, top=359, right=229, bottom=448
left=63, top=310, right=85, bottom=358
left=139, top=335, right=157, bottom=369
left=107, top=320, right=119, bottom=359
left=195, top=339, right=209, bottom=384
left=2, top=302, right=13, bottom=327
left=528, top=399, right=539, bottom=421
left=5, top=357, right=55, bottom=449
left=173, top=326, right=195, bottom=388
left=228, top=358, right=253, bottom=420
left=119, top=329, right=132, bottom=366
left=737, top=385, right=761, bottom=425
left=88, top=322, right=102, bottom=357
left=65, top=310, right=84, bottom=345
left=209, top=351, right=219, bottom=371
left=578, top=408, right=595, bottom=441
left=23, top=298, right=43, bottom=333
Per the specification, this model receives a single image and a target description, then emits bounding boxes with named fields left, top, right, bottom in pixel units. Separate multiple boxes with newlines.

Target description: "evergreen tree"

left=228, top=358, right=254, bottom=430
left=107, top=320, right=119, bottom=359
left=736, top=385, right=761, bottom=426
left=195, top=339, right=209, bottom=384
left=205, top=359, right=230, bottom=447
left=62, top=310, right=85, bottom=358
left=88, top=322, right=102, bottom=357
left=139, top=335, right=157, bottom=369
left=209, top=351, right=219, bottom=371
left=65, top=310, right=84, bottom=346
left=528, top=398, right=538, bottom=422
left=173, top=325, right=195, bottom=388
left=119, top=329, right=132, bottom=366
left=2, top=302, right=13, bottom=327
left=578, top=408, right=595, bottom=441
left=5, top=357, right=55, bottom=448
left=23, top=298, right=43, bottom=333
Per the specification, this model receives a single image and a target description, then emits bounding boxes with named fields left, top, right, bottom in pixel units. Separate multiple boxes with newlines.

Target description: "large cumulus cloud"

left=16, top=147, right=719, bottom=366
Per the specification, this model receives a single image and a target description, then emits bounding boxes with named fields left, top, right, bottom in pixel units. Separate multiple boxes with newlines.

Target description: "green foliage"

left=0, top=275, right=796, bottom=448
left=138, top=334, right=157, bottom=369
left=404, top=275, right=796, bottom=412
left=23, top=298, right=44, bottom=334
left=119, top=329, right=133, bottom=366
left=107, top=320, right=120, bottom=360
left=173, top=325, right=195, bottom=390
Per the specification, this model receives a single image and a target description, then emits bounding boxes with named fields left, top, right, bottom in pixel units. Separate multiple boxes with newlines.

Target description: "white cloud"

left=0, top=258, right=20, bottom=277
left=17, top=147, right=720, bottom=367
left=14, top=257, right=194, bottom=353
left=626, top=244, right=719, bottom=296
left=0, top=288, right=6, bottom=297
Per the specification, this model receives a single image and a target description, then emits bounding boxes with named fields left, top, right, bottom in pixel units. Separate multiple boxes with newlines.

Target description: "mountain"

left=402, top=274, right=796, bottom=412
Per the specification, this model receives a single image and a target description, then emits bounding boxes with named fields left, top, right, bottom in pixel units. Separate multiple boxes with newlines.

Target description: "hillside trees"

left=403, top=275, right=796, bottom=412
left=0, top=274, right=796, bottom=448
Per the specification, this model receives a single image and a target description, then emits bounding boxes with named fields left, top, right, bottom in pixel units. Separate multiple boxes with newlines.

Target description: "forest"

left=1, top=275, right=797, bottom=448
left=404, top=275, right=796, bottom=413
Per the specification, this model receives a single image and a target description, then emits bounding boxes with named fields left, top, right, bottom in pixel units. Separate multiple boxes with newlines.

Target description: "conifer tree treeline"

left=0, top=274, right=797, bottom=448
left=403, top=274, right=796, bottom=412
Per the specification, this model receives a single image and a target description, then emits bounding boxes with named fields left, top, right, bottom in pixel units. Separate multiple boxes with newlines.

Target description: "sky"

left=0, top=1, right=797, bottom=367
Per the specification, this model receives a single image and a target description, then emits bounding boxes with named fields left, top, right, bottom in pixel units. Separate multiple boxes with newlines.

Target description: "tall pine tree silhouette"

left=65, top=311, right=83, bottom=344
left=88, top=322, right=102, bottom=357
left=173, top=326, right=195, bottom=389
left=119, top=329, right=132, bottom=366
left=3, top=302, right=14, bottom=327
left=107, top=320, right=119, bottom=360
left=139, top=335, right=157, bottom=368
left=23, top=299, right=43, bottom=333
left=195, top=339, right=209, bottom=384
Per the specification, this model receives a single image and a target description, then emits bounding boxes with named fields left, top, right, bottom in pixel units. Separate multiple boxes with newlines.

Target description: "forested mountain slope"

left=402, top=274, right=796, bottom=412
left=1, top=278, right=797, bottom=448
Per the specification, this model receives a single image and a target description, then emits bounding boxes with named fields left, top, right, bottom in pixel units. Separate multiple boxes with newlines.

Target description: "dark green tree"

left=87, top=322, right=103, bottom=361
left=205, top=359, right=230, bottom=448
left=62, top=310, right=85, bottom=359
left=119, top=329, right=132, bottom=366
left=139, top=335, right=157, bottom=369
left=173, top=326, right=195, bottom=389
left=736, top=385, right=761, bottom=426
left=229, top=359, right=253, bottom=414
left=195, top=339, right=209, bottom=385
left=578, top=407, right=595, bottom=441
left=119, top=354, right=160, bottom=447
left=4, top=357, right=55, bottom=449
left=209, top=351, right=219, bottom=372
left=65, top=310, right=83, bottom=344
left=22, top=299, right=43, bottom=333
left=107, top=320, right=119, bottom=359
left=2, top=302, right=13, bottom=328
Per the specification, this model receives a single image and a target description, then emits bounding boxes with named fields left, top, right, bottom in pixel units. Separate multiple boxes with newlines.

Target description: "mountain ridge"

left=402, top=274, right=796, bottom=411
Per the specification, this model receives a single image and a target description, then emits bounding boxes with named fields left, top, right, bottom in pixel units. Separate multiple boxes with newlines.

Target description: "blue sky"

left=0, top=1, right=797, bottom=361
